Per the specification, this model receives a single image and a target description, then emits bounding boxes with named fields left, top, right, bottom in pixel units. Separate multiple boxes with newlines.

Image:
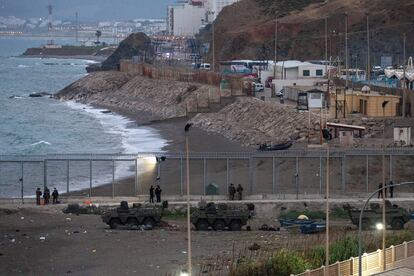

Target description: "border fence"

left=1, top=148, right=414, bottom=199
left=295, top=240, right=414, bottom=276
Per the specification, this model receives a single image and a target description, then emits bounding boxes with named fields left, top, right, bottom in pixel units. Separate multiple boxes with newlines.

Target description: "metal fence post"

left=112, top=160, right=115, bottom=198
left=389, top=155, right=393, bottom=182
left=366, top=155, right=369, bottom=192
left=295, top=157, right=299, bottom=199
left=180, top=157, right=183, bottom=197
left=43, top=159, right=47, bottom=189
left=134, top=158, right=138, bottom=196
left=21, top=161, right=24, bottom=204
left=89, top=160, right=92, bottom=197
left=319, top=156, right=323, bottom=195
left=203, top=158, right=207, bottom=196
left=226, top=158, right=230, bottom=196
left=249, top=157, right=254, bottom=195
left=66, top=160, right=70, bottom=194
left=272, top=157, right=276, bottom=194
left=342, top=155, right=346, bottom=191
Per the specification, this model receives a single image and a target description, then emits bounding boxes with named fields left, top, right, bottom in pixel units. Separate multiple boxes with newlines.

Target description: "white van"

left=199, top=63, right=211, bottom=70
left=253, top=83, right=264, bottom=92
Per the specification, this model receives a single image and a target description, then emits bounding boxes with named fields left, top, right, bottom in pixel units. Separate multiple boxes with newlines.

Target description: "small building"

left=307, top=89, right=324, bottom=109
left=393, top=123, right=411, bottom=146
left=339, top=130, right=354, bottom=147
left=326, top=122, right=365, bottom=139
left=344, top=92, right=401, bottom=117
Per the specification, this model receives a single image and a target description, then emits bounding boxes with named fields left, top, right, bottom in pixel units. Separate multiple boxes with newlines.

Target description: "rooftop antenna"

left=75, top=12, right=79, bottom=44
left=47, top=4, right=53, bottom=45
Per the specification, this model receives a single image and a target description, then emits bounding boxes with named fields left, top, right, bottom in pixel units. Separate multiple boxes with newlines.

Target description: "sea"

left=0, top=37, right=167, bottom=197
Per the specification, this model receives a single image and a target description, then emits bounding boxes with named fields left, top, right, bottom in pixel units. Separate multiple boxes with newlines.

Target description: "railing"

left=295, top=240, right=414, bottom=276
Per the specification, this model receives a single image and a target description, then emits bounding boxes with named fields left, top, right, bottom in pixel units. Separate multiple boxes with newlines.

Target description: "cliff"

left=199, top=0, right=414, bottom=67
left=101, top=33, right=153, bottom=71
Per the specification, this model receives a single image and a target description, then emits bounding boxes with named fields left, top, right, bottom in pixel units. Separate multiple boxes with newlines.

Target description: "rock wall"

left=191, top=97, right=321, bottom=147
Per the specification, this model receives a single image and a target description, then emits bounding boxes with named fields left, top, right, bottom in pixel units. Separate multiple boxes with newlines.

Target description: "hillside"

left=199, top=0, right=414, bottom=67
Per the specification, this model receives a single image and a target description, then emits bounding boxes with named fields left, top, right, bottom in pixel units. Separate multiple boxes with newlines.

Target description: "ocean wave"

left=17, top=64, right=29, bottom=68
left=30, top=140, right=51, bottom=146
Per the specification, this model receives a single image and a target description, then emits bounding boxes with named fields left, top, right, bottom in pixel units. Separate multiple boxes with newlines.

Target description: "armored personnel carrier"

left=344, top=200, right=410, bottom=230
left=101, top=201, right=168, bottom=229
left=190, top=201, right=255, bottom=231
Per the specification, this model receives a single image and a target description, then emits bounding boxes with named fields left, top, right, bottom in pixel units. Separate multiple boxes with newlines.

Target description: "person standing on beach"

left=155, top=185, right=162, bottom=203
left=35, top=188, right=42, bottom=205
left=52, top=188, right=59, bottom=204
left=43, top=187, right=50, bottom=205
left=228, top=184, right=236, bottom=200
left=236, top=184, right=244, bottom=200
left=149, top=185, right=155, bottom=203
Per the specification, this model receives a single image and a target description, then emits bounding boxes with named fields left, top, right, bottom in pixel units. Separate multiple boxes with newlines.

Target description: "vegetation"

left=279, top=206, right=349, bottom=220
left=256, top=0, right=325, bottom=16
left=230, top=249, right=311, bottom=276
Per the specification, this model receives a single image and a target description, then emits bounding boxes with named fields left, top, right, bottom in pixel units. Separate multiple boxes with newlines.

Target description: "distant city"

left=0, top=15, right=167, bottom=42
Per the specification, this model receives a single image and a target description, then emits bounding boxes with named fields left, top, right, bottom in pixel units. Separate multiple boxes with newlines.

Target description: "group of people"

left=378, top=181, right=395, bottom=199
left=149, top=185, right=162, bottom=203
left=35, top=187, right=59, bottom=205
left=228, top=184, right=244, bottom=200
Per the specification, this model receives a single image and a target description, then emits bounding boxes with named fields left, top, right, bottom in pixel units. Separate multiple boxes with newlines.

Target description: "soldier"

left=389, top=181, right=394, bottom=198
left=35, top=188, right=42, bottom=205
left=52, top=188, right=59, bottom=204
left=377, top=183, right=383, bottom=199
left=43, top=187, right=50, bottom=205
left=149, top=185, right=155, bottom=203
left=228, top=184, right=236, bottom=200
left=155, top=185, right=162, bottom=203
left=236, top=184, right=244, bottom=200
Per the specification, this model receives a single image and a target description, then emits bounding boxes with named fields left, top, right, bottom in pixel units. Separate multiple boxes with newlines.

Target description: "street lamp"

left=184, top=123, right=193, bottom=276
left=206, top=11, right=215, bottom=71
left=358, top=181, right=414, bottom=276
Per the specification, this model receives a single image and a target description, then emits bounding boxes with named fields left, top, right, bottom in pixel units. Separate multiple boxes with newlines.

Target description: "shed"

left=307, top=89, right=324, bottom=109
left=393, top=122, right=411, bottom=146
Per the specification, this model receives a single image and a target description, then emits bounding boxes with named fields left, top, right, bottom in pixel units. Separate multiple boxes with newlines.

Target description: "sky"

left=0, top=0, right=176, bottom=21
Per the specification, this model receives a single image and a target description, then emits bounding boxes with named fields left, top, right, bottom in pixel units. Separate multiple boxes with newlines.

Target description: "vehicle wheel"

left=213, top=220, right=226, bottom=231
left=391, top=218, right=404, bottom=230
left=195, top=220, right=209, bottom=231
left=109, top=218, right=121, bottom=229
left=127, top=218, right=139, bottom=227
left=229, top=220, right=242, bottom=231
left=143, top=217, right=155, bottom=227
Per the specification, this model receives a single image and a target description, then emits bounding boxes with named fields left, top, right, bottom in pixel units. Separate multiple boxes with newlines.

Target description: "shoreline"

left=19, top=54, right=107, bottom=62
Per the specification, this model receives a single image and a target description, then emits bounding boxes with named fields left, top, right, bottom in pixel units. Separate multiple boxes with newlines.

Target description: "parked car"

left=253, top=83, right=264, bottom=92
left=276, top=88, right=284, bottom=97
left=199, top=63, right=211, bottom=70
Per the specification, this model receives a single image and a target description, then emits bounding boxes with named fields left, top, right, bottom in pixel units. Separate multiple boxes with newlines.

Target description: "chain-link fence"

left=1, top=149, right=414, bottom=199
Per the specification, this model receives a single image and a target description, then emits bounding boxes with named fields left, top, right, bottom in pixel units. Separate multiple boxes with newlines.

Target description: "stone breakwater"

left=191, top=97, right=322, bottom=147
left=55, top=71, right=218, bottom=121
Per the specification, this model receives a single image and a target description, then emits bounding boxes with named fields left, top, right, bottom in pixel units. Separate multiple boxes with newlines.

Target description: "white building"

left=167, top=1, right=206, bottom=36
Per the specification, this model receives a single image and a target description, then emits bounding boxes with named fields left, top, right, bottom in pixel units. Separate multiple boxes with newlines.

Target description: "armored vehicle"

left=344, top=200, right=410, bottom=230
left=101, top=201, right=168, bottom=229
left=190, top=201, right=255, bottom=231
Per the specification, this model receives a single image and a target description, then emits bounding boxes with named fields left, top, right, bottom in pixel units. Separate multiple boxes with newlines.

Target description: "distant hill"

left=199, top=0, right=414, bottom=67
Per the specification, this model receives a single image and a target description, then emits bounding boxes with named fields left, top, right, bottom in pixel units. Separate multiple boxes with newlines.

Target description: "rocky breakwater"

left=55, top=71, right=220, bottom=121
left=190, top=97, right=321, bottom=147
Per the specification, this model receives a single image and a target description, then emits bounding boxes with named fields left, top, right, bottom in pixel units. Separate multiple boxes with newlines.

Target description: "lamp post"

left=207, top=11, right=215, bottom=71
left=358, top=182, right=414, bottom=276
left=184, top=123, right=193, bottom=276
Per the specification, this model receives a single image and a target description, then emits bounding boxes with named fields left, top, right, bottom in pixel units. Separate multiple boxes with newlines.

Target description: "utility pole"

left=75, top=12, right=79, bottom=44
left=211, top=11, right=216, bottom=72
left=345, top=13, right=349, bottom=89
left=366, top=14, right=370, bottom=86
left=274, top=16, right=278, bottom=79
left=325, top=17, right=328, bottom=77
left=402, top=33, right=406, bottom=117
left=325, top=146, right=330, bottom=276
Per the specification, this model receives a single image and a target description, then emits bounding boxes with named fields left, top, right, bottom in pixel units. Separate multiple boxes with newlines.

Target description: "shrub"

left=386, top=230, right=413, bottom=247
left=230, top=249, right=311, bottom=276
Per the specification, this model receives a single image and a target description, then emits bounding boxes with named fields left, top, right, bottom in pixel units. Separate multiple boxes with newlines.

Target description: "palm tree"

left=95, top=30, right=102, bottom=44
